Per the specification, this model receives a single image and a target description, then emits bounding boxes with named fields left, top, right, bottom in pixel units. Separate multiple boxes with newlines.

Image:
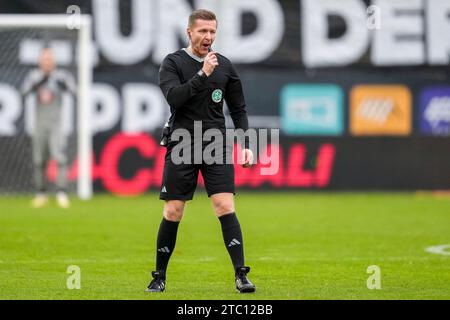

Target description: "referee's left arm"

left=225, top=63, right=253, bottom=167
left=225, top=63, right=250, bottom=147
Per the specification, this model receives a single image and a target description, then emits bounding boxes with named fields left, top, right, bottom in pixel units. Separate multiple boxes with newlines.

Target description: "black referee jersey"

left=158, top=49, right=249, bottom=135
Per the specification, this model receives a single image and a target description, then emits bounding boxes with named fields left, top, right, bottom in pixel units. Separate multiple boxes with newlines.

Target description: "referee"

left=146, top=9, right=256, bottom=293
left=21, top=47, right=76, bottom=208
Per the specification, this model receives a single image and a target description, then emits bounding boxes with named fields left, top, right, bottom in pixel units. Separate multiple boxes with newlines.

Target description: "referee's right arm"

left=158, top=56, right=208, bottom=110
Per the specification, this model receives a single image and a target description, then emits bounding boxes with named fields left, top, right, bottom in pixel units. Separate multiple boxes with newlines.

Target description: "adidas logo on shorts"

left=161, top=186, right=167, bottom=193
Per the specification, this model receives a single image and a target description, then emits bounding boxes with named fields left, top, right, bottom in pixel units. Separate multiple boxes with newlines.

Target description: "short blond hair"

left=188, top=9, right=217, bottom=28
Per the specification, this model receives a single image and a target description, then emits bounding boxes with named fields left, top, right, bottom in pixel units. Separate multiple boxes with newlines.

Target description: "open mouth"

left=202, top=43, right=210, bottom=50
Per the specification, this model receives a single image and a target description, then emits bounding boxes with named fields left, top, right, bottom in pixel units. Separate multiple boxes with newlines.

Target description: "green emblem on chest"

left=211, top=89, right=223, bottom=103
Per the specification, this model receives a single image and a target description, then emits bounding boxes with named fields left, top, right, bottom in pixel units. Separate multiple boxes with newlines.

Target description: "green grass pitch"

left=0, top=192, right=449, bottom=300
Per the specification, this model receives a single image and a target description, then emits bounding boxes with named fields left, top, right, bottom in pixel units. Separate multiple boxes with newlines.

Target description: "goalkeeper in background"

left=21, top=47, right=76, bottom=208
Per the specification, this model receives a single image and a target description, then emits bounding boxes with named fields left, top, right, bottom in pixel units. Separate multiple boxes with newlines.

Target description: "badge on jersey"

left=212, top=89, right=223, bottom=103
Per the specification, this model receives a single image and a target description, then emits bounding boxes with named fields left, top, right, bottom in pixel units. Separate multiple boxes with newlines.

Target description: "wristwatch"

left=197, top=69, right=208, bottom=79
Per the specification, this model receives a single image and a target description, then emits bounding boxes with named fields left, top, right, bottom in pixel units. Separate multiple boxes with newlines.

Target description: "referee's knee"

left=213, top=202, right=235, bottom=217
left=163, top=201, right=185, bottom=222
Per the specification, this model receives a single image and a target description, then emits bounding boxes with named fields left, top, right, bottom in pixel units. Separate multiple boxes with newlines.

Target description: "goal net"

left=0, top=15, right=92, bottom=199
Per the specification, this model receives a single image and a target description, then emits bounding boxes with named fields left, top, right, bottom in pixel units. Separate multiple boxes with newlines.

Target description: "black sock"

left=155, top=218, right=180, bottom=274
left=219, top=212, right=245, bottom=272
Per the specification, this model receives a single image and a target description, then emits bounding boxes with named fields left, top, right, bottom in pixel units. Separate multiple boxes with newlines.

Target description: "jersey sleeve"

left=55, top=70, right=77, bottom=95
left=158, top=55, right=208, bottom=110
left=21, top=70, right=44, bottom=96
left=225, top=63, right=249, bottom=133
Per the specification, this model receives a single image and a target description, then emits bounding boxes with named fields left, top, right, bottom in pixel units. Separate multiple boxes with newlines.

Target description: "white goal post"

left=0, top=14, right=93, bottom=200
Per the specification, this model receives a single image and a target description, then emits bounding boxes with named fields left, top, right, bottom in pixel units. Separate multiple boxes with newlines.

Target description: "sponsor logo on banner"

left=43, top=133, right=336, bottom=195
left=280, top=84, right=343, bottom=135
left=350, top=85, right=411, bottom=136
left=420, top=86, right=450, bottom=136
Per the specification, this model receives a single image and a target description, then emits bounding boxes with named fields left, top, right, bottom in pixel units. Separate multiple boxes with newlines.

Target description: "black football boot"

left=235, top=266, right=256, bottom=293
left=145, top=270, right=166, bottom=292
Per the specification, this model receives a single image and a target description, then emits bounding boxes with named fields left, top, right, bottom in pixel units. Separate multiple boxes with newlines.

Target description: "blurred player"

left=146, top=9, right=256, bottom=293
left=21, top=47, right=76, bottom=209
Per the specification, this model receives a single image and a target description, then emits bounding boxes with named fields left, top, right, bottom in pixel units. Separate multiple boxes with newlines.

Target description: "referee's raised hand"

left=202, top=51, right=218, bottom=76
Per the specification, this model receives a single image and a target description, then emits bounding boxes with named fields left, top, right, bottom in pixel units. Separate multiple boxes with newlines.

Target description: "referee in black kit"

left=146, top=9, right=256, bottom=293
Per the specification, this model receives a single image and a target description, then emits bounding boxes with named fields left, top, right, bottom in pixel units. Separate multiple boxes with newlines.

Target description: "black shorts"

left=159, top=140, right=235, bottom=201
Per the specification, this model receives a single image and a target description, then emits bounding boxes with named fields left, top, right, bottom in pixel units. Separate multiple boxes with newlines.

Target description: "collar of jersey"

left=182, top=48, right=205, bottom=63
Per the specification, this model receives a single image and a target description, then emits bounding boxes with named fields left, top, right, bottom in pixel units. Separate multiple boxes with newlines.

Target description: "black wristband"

left=196, top=69, right=208, bottom=80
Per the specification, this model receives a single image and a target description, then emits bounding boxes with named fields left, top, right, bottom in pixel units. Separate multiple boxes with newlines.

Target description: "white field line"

left=0, top=256, right=446, bottom=265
